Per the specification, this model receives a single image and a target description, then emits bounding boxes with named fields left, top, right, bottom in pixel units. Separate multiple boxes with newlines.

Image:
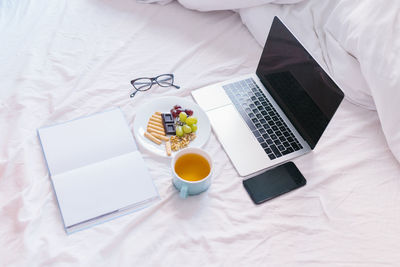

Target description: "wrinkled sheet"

left=1, top=0, right=400, bottom=266
left=239, top=0, right=400, bottom=163
left=176, top=0, right=304, bottom=12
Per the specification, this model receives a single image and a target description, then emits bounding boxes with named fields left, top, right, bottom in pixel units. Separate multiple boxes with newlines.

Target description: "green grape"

left=192, top=117, right=198, bottom=124
left=179, top=112, right=187, bottom=123
left=183, top=124, right=192, bottom=134
left=186, top=117, right=196, bottom=126
left=176, top=126, right=184, bottom=137
left=190, top=124, right=197, bottom=132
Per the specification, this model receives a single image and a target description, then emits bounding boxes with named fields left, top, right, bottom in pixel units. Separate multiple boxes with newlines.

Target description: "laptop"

left=191, top=16, right=344, bottom=177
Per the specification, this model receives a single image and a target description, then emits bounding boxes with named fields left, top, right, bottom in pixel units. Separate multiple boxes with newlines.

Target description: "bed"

left=1, top=0, right=400, bottom=266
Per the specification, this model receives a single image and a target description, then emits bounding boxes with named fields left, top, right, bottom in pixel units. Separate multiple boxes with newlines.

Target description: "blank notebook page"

left=38, top=109, right=137, bottom=176
left=53, top=151, right=157, bottom=227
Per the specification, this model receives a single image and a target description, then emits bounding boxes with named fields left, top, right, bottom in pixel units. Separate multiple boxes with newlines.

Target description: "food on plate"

left=148, top=120, right=163, bottom=129
left=143, top=106, right=199, bottom=155
left=145, top=112, right=166, bottom=145
left=144, top=131, right=162, bottom=145
left=164, top=124, right=176, bottom=135
left=161, top=113, right=176, bottom=135
left=165, top=141, right=172, bottom=156
left=170, top=133, right=196, bottom=151
left=150, top=116, right=162, bottom=124
left=185, top=117, right=197, bottom=126
left=161, top=113, right=174, bottom=123
left=184, top=109, right=193, bottom=116
left=147, top=112, right=166, bottom=137
left=183, top=124, right=192, bottom=134
left=144, top=111, right=175, bottom=156
left=152, top=132, right=169, bottom=142
left=176, top=125, right=184, bottom=137
left=190, top=124, right=197, bottom=132
left=170, top=108, right=181, bottom=118
left=170, top=105, right=193, bottom=119
left=147, top=128, right=165, bottom=137
left=169, top=104, right=198, bottom=151
left=179, top=111, right=187, bottom=122
left=147, top=124, right=165, bottom=133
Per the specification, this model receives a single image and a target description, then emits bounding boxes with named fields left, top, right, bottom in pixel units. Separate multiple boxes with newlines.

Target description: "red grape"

left=175, top=108, right=183, bottom=115
left=185, top=109, right=194, bottom=116
left=170, top=109, right=178, bottom=118
left=173, top=105, right=182, bottom=109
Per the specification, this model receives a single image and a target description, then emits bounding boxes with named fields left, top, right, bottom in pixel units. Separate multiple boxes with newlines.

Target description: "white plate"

left=133, top=96, right=211, bottom=157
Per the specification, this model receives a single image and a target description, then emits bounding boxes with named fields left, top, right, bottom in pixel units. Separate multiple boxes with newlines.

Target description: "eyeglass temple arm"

left=130, top=90, right=138, bottom=98
left=172, top=84, right=180, bottom=89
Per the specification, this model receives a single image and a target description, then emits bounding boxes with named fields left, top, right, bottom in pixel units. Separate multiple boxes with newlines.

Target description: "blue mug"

left=171, top=147, right=213, bottom=199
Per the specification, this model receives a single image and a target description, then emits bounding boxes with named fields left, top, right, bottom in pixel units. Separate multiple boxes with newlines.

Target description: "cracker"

left=148, top=128, right=165, bottom=137
left=144, top=131, right=162, bottom=145
left=148, top=120, right=163, bottom=129
left=147, top=124, right=165, bottom=134
left=152, top=132, right=169, bottom=141
left=150, top=116, right=162, bottom=123
left=165, top=141, right=172, bottom=156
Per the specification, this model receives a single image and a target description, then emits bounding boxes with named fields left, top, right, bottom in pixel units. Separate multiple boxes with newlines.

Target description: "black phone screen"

left=243, top=162, right=306, bottom=204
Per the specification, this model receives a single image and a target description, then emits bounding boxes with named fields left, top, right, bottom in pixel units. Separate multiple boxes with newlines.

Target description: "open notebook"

left=37, top=108, right=159, bottom=234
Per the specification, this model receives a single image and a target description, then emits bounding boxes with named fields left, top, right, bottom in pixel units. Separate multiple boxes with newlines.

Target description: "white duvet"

left=239, top=0, right=400, bottom=163
left=1, top=0, right=400, bottom=266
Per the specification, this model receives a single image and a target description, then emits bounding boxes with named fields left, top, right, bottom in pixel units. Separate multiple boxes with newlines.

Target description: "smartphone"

left=243, top=162, right=306, bottom=204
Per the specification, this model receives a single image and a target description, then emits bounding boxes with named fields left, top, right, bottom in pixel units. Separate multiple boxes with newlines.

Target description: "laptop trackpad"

left=207, top=105, right=270, bottom=177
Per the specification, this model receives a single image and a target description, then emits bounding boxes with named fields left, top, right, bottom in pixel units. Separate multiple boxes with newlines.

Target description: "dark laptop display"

left=256, top=17, right=344, bottom=149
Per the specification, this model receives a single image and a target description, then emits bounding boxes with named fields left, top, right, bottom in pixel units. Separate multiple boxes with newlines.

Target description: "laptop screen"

left=256, top=17, right=344, bottom=149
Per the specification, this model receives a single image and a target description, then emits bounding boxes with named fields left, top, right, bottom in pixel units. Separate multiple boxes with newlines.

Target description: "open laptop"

left=191, top=16, right=344, bottom=177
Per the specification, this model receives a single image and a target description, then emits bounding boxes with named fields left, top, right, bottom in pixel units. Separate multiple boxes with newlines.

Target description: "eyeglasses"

left=130, top=74, right=180, bottom=98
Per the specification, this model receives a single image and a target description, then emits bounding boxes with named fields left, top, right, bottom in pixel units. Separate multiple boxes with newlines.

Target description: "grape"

left=176, top=126, right=184, bottom=137
left=190, top=124, right=197, bottom=132
left=179, top=112, right=187, bottom=123
left=183, top=125, right=192, bottom=134
left=174, top=105, right=182, bottom=109
left=175, top=108, right=183, bottom=115
left=185, top=109, right=194, bottom=116
left=191, top=117, right=197, bottom=124
left=185, top=117, right=195, bottom=126
left=170, top=109, right=178, bottom=118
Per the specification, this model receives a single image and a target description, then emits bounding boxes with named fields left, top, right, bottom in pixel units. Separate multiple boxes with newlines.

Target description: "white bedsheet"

left=1, top=0, right=400, bottom=266
left=239, top=0, right=400, bottom=164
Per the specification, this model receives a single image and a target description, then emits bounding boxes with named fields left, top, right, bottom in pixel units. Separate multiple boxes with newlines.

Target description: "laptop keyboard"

left=223, top=78, right=303, bottom=160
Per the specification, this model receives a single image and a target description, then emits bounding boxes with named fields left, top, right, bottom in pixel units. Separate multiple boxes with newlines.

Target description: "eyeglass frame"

left=130, top=74, right=180, bottom=98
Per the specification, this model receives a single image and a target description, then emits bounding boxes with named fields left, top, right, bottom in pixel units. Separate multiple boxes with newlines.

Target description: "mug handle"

left=179, top=184, right=188, bottom=199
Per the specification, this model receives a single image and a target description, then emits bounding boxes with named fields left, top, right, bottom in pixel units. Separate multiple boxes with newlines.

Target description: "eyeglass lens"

left=132, top=78, right=153, bottom=91
left=155, top=74, right=173, bottom=87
